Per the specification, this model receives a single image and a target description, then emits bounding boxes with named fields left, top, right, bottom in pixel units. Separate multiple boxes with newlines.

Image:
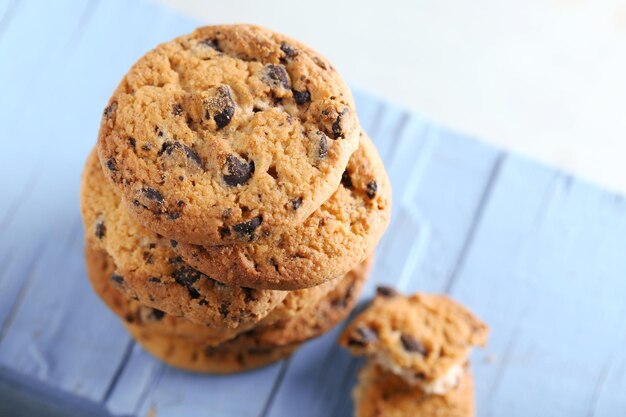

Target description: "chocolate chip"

left=172, top=266, right=205, bottom=299
left=376, top=286, right=398, bottom=298
left=366, top=181, right=378, bottom=199
left=147, top=308, right=165, bottom=321
left=143, top=187, right=163, bottom=202
left=400, top=334, right=427, bottom=355
left=168, top=258, right=182, bottom=267
left=95, top=220, right=106, bottom=239
left=313, top=56, right=328, bottom=70
left=332, top=109, right=349, bottom=139
left=214, top=106, right=235, bottom=129
left=106, top=158, right=117, bottom=172
left=129, top=137, right=136, bottom=149
left=170, top=240, right=178, bottom=248
left=171, top=103, right=184, bottom=116
left=219, top=226, right=231, bottom=238
left=280, top=42, right=297, bottom=58
left=307, top=130, right=328, bottom=163
left=206, top=85, right=235, bottom=129
left=330, top=296, right=347, bottom=308
left=318, top=132, right=328, bottom=159
left=218, top=301, right=230, bottom=318
left=160, top=141, right=203, bottom=168
left=232, top=216, right=262, bottom=241
left=103, top=101, right=117, bottom=119
left=341, top=170, right=353, bottom=189
left=199, top=299, right=208, bottom=306
left=269, top=258, right=279, bottom=272
left=168, top=212, right=181, bottom=220
left=263, top=64, right=290, bottom=90
left=200, top=38, right=221, bottom=51
left=135, top=187, right=165, bottom=214
left=110, top=273, right=124, bottom=285
left=348, top=325, right=378, bottom=347
left=242, top=288, right=257, bottom=303
left=291, top=197, right=302, bottom=210
left=223, top=154, right=255, bottom=186
left=293, top=89, right=310, bottom=105
left=148, top=277, right=161, bottom=283
left=143, top=252, right=154, bottom=264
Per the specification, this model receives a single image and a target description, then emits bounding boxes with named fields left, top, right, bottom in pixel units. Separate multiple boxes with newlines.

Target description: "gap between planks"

left=0, top=0, right=20, bottom=41
left=443, top=152, right=505, bottom=294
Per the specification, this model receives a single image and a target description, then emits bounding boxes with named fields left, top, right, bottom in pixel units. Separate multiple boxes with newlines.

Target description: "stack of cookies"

left=80, top=24, right=391, bottom=373
left=340, top=289, right=488, bottom=416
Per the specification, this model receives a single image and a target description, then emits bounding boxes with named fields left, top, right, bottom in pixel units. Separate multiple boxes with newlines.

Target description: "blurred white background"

left=159, top=0, right=626, bottom=192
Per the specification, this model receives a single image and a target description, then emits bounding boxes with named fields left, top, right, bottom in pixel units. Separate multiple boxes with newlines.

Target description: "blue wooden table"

left=1, top=0, right=625, bottom=416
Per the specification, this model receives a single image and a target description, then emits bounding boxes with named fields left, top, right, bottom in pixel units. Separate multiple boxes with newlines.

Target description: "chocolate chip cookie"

left=339, top=289, right=488, bottom=394
left=97, top=24, right=359, bottom=246
left=126, top=323, right=300, bottom=374
left=80, top=150, right=286, bottom=328
left=85, top=243, right=249, bottom=345
left=175, top=132, right=390, bottom=290
left=122, top=255, right=371, bottom=374
left=225, top=255, right=371, bottom=349
left=353, top=363, right=475, bottom=417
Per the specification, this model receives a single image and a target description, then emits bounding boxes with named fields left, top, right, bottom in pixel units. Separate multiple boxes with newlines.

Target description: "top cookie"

left=339, top=289, right=488, bottom=394
left=97, top=24, right=359, bottom=245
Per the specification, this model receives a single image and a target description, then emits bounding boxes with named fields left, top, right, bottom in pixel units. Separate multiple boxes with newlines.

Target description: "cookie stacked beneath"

left=80, top=24, right=391, bottom=373
left=340, top=289, right=488, bottom=416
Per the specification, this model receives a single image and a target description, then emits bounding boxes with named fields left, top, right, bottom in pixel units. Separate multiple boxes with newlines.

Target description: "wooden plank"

left=105, top=344, right=163, bottom=416
left=449, top=157, right=626, bottom=416
left=133, top=363, right=285, bottom=417
left=0, top=0, right=95, bottom=330
left=0, top=365, right=111, bottom=417
left=0, top=221, right=132, bottom=402
left=0, top=0, right=90, bottom=225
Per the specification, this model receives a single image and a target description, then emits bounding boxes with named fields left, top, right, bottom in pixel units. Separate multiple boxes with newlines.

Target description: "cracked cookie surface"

left=340, top=290, right=488, bottom=392
left=175, top=132, right=390, bottom=290
left=353, top=363, right=475, bottom=417
left=80, top=150, right=286, bottom=328
left=97, top=24, right=359, bottom=245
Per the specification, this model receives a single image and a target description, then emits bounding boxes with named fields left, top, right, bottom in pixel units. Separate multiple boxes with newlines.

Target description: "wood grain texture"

left=1, top=0, right=625, bottom=416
